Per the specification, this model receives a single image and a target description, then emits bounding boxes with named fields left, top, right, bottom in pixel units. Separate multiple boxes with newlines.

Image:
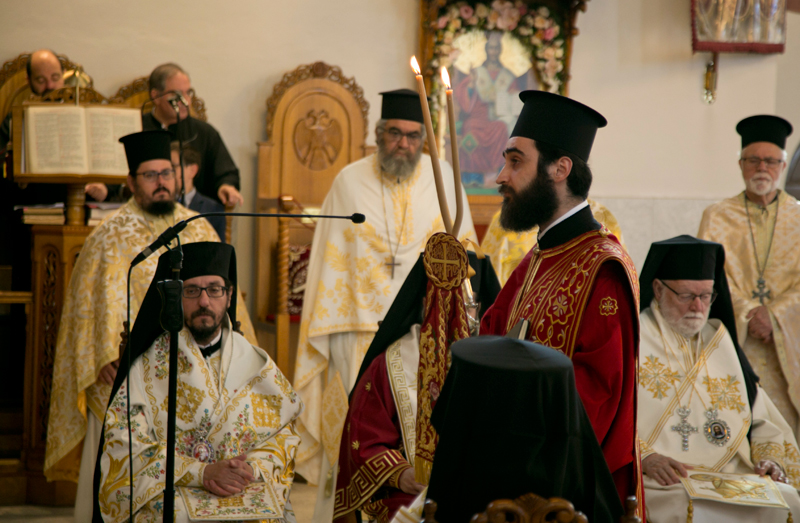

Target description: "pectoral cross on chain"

left=752, top=277, right=772, bottom=305
left=385, top=256, right=401, bottom=279
left=671, top=407, right=698, bottom=452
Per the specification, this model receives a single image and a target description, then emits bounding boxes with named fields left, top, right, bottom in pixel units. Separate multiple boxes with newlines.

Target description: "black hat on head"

left=119, top=130, right=172, bottom=174
left=379, top=88, right=424, bottom=124
left=736, top=115, right=793, bottom=149
left=510, top=91, right=607, bottom=162
left=639, top=235, right=758, bottom=409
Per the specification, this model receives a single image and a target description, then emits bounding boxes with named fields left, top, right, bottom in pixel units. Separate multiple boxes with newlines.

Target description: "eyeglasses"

left=660, top=280, right=717, bottom=305
left=741, top=157, right=784, bottom=170
left=383, top=127, right=423, bottom=145
left=182, top=285, right=229, bottom=299
left=137, top=169, right=176, bottom=182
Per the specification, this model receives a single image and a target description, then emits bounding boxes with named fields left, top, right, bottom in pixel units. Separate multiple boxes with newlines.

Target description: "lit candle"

left=440, top=66, right=463, bottom=239
left=410, top=56, right=452, bottom=235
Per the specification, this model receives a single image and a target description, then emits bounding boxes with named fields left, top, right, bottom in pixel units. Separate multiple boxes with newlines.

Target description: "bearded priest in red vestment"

left=480, top=91, right=643, bottom=512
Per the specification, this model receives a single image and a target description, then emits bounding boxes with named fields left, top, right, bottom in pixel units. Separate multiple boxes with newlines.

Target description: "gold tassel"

left=788, top=511, right=793, bottom=523
left=687, top=499, right=693, bottom=523
left=414, top=456, right=432, bottom=485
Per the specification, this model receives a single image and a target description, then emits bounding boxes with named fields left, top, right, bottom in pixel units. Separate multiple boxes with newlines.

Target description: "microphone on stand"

left=129, top=211, right=366, bottom=268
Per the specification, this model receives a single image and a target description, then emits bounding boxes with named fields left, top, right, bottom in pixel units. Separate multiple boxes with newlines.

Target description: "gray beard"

left=377, top=141, right=422, bottom=179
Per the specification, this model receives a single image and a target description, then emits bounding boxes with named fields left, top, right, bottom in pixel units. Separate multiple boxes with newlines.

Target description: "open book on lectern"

left=23, top=105, right=142, bottom=175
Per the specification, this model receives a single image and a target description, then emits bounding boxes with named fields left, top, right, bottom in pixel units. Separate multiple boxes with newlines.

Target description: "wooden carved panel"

left=266, top=61, right=369, bottom=141
left=38, top=247, right=59, bottom=443
left=293, top=109, right=343, bottom=171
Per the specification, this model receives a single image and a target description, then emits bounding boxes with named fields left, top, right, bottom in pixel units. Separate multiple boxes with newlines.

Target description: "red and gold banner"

left=414, top=233, right=470, bottom=484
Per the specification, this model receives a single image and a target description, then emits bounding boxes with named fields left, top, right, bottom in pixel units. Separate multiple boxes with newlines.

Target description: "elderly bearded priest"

left=294, top=89, right=476, bottom=523
left=480, top=91, right=640, bottom=507
left=638, top=235, right=800, bottom=523
left=698, top=115, right=800, bottom=437
left=94, top=242, right=301, bottom=522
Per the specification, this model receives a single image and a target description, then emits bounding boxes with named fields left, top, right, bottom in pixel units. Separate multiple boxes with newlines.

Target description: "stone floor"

left=0, top=482, right=318, bottom=523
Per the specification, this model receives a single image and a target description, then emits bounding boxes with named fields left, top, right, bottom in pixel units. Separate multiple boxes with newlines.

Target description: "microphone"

left=130, top=211, right=366, bottom=268
left=171, top=91, right=189, bottom=107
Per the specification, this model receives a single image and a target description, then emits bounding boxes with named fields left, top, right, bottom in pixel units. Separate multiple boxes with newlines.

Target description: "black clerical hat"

left=736, top=115, right=793, bottom=149
left=639, top=235, right=758, bottom=407
left=119, top=130, right=172, bottom=174
left=510, top=91, right=607, bottom=162
left=427, top=336, right=622, bottom=523
left=380, top=88, right=424, bottom=124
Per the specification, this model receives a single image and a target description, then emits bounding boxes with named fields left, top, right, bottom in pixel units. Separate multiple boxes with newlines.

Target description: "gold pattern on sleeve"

left=251, top=393, right=283, bottom=428
left=176, top=471, right=194, bottom=487
left=352, top=440, right=360, bottom=450
left=784, top=442, right=800, bottom=488
left=600, top=297, right=618, bottom=316
left=703, top=375, right=746, bottom=413
left=752, top=442, right=785, bottom=470
left=639, top=355, right=682, bottom=400
left=365, top=382, right=372, bottom=391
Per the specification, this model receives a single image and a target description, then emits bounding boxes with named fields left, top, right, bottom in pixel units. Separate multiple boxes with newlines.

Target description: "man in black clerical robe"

left=143, top=63, right=242, bottom=207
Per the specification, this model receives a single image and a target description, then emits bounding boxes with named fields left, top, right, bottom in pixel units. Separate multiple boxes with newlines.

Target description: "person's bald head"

left=27, top=49, right=64, bottom=96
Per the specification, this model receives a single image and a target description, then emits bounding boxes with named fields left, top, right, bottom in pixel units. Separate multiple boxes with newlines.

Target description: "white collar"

left=196, top=329, right=222, bottom=350
left=538, top=200, right=589, bottom=240
left=184, top=188, right=197, bottom=207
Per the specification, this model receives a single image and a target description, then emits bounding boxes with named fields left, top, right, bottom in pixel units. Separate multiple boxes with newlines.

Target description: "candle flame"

left=440, top=66, right=451, bottom=89
left=410, top=56, right=421, bottom=75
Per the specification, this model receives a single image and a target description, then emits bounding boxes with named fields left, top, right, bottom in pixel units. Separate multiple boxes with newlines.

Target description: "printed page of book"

left=85, top=107, right=142, bottom=175
left=24, top=105, right=89, bottom=174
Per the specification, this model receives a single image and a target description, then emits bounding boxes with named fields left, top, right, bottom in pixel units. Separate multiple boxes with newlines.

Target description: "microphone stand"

left=168, top=97, right=186, bottom=205
left=158, top=245, right=185, bottom=523
left=120, top=210, right=365, bottom=522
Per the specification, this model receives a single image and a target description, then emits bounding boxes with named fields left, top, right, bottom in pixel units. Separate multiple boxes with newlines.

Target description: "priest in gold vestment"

left=698, top=115, right=800, bottom=436
left=43, top=131, right=255, bottom=521
left=638, top=236, right=800, bottom=523
left=95, top=242, right=299, bottom=522
left=481, top=198, right=626, bottom=285
left=293, top=89, right=476, bottom=523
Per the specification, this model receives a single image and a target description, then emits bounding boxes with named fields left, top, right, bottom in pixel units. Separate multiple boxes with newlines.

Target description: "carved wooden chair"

left=421, top=494, right=640, bottom=523
left=254, top=61, right=370, bottom=377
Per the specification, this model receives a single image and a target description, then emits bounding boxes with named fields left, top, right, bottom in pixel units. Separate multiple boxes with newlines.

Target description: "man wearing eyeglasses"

left=44, top=130, right=257, bottom=521
left=95, top=242, right=302, bottom=522
left=294, top=88, right=477, bottom=523
left=699, top=115, right=800, bottom=439
left=142, top=63, right=243, bottom=207
left=638, top=235, right=800, bottom=523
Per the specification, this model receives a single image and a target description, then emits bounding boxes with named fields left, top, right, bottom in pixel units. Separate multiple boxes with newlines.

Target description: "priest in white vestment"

left=293, top=89, right=476, bottom=522
left=698, top=115, right=800, bottom=435
left=44, top=131, right=256, bottom=521
left=95, top=242, right=301, bottom=522
left=638, top=235, right=800, bottom=523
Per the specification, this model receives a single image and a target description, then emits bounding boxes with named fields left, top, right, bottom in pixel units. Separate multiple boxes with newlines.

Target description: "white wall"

left=3, top=0, right=799, bottom=301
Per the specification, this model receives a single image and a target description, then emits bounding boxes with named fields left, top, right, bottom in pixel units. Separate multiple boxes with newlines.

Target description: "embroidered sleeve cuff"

left=386, top=462, right=413, bottom=489
left=752, top=441, right=785, bottom=471
left=639, top=439, right=655, bottom=460
left=176, top=461, right=207, bottom=487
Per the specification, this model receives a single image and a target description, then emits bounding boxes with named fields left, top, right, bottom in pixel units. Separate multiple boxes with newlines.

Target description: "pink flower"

left=543, top=26, right=559, bottom=40
left=459, top=5, right=474, bottom=18
left=438, top=15, right=449, bottom=29
left=516, top=1, right=527, bottom=16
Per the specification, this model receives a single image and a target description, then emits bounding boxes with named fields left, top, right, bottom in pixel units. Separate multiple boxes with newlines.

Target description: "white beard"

left=747, top=173, right=777, bottom=196
left=658, top=297, right=710, bottom=338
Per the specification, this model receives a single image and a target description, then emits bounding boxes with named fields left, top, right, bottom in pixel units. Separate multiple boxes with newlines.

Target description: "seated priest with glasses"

left=44, top=130, right=256, bottom=521
left=94, top=242, right=301, bottom=522
left=638, top=235, right=800, bottom=523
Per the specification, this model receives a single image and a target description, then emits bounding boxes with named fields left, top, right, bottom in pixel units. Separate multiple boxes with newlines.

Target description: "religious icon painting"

left=441, top=30, right=538, bottom=194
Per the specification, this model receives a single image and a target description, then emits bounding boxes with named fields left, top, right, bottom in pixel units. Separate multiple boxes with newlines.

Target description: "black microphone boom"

left=129, top=211, right=366, bottom=267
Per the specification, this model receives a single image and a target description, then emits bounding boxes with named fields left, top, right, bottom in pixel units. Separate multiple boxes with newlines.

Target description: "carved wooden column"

left=23, top=224, right=92, bottom=505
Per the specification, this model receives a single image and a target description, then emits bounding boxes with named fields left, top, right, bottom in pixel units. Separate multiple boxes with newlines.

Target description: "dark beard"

left=499, top=166, right=558, bottom=232
left=186, top=308, right=223, bottom=345
left=145, top=199, right=176, bottom=216
left=377, top=136, right=422, bottom=179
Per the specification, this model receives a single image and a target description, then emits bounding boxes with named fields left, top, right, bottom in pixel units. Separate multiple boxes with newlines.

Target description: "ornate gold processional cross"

left=752, top=277, right=771, bottom=305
